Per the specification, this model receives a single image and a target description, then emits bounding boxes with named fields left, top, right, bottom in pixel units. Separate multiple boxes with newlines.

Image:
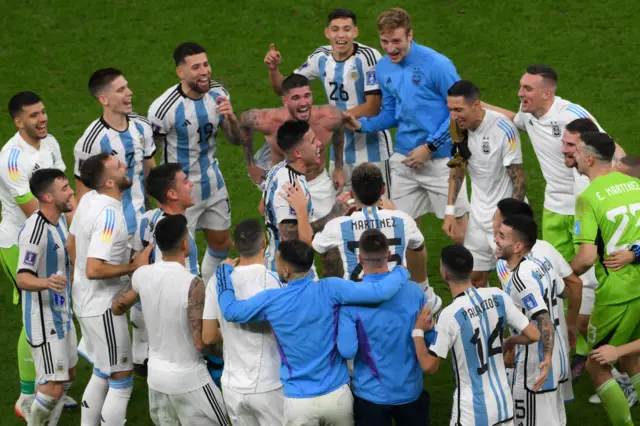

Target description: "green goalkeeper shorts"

left=587, top=297, right=640, bottom=352
left=0, top=245, right=20, bottom=305
left=542, top=208, right=576, bottom=263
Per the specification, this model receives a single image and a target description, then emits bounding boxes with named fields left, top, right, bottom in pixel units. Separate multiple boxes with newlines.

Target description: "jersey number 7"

left=346, top=238, right=402, bottom=282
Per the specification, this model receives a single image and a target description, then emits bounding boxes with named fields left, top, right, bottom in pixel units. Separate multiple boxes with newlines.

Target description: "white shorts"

left=284, top=383, right=353, bottom=426
left=32, top=322, right=78, bottom=384
left=512, top=386, right=566, bottom=426
left=464, top=217, right=496, bottom=271
left=222, top=385, right=284, bottom=426
left=389, top=154, right=470, bottom=219
left=77, top=309, right=132, bottom=376
left=329, top=160, right=392, bottom=199
left=186, top=186, right=231, bottom=233
left=307, top=170, right=336, bottom=222
left=149, top=381, right=229, bottom=426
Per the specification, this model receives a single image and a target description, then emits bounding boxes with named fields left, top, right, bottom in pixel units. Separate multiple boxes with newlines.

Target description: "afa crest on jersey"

left=350, top=69, right=359, bottom=81
left=551, top=124, right=562, bottom=138
left=482, top=137, right=491, bottom=154
left=412, top=68, right=421, bottom=85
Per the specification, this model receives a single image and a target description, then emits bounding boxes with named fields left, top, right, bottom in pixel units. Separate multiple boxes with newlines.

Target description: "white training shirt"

left=133, top=260, right=210, bottom=394
left=466, top=109, right=522, bottom=232
left=312, top=205, right=423, bottom=281
left=17, top=211, right=72, bottom=346
left=263, top=161, right=313, bottom=272
left=148, top=81, right=229, bottom=202
left=0, top=133, right=65, bottom=248
left=294, top=43, right=393, bottom=164
left=514, top=96, right=600, bottom=215
left=203, top=264, right=284, bottom=394
left=502, top=254, right=570, bottom=393
left=74, top=114, right=156, bottom=235
left=70, top=191, right=130, bottom=317
left=430, top=286, right=530, bottom=426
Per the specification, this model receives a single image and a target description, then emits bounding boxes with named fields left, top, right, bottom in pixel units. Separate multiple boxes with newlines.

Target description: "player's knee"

left=205, top=229, right=231, bottom=250
left=68, top=366, right=77, bottom=382
left=577, top=315, right=590, bottom=337
left=619, top=353, right=640, bottom=377
left=586, top=356, right=612, bottom=386
left=40, top=381, right=65, bottom=399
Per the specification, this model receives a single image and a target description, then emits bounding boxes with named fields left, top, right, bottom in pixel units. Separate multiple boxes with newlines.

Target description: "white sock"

left=419, top=279, right=442, bottom=312
left=29, top=392, right=57, bottom=426
left=201, top=248, right=229, bottom=284
left=81, top=370, right=109, bottom=426
left=101, top=376, right=133, bottom=425
left=48, top=382, right=72, bottom=426
left=131, top=302, right=148, bottom=365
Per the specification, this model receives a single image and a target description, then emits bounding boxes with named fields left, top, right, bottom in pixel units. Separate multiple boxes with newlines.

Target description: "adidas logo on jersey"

left=111, top=149, right=118, bottom=156
left=181, top=119, right=192, bottom=127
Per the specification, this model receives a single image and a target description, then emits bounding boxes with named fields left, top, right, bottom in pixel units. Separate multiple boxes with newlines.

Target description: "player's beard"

left=497, top=245, right=512, bottom=261
left=278, top=271, right=288, bottom=284
left=116, top=175, right=133, bottom=191
left=189, top=79, right=209, bottom=94
left=56, top=197, right=74, bottom=213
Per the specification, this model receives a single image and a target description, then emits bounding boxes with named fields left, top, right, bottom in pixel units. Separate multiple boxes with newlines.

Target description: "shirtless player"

left=239, top=74, right=345, bottom=221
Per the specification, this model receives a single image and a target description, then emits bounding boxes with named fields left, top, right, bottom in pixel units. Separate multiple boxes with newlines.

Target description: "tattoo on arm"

left=113, top=283, right=137, bottom=314
left=310, top=199, right=348, bottom=234
left=240, top=110, right=260, bottom=165
left=332, top=125, right=345, bottom=169
left=506, top=164, right=526, bottom=201
left=535, top=311, right=555, bottom=358
left=279, top=222, right=300, bottom=241
left=448, top=165, right=466, bottom=204
left=322, top=248, right=344, bottom=278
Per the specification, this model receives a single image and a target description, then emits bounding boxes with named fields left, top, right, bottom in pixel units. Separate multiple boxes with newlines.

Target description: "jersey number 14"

left=469, top=317, right=505, bottom=375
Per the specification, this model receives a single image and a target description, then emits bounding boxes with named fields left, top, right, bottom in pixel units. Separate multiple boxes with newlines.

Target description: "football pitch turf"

left=1, top=0, right=639, bottom=424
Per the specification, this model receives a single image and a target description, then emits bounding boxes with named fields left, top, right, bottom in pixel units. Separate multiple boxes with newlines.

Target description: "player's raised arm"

left=239, top=109, right=270, bottom=184
left=264, top=43, right=285, bottom=96
left=216, top=264, right=274, bottom=323
left=481, top=102, right=517, bottom=122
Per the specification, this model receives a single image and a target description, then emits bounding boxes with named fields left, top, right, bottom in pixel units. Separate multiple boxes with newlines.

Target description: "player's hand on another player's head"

left=222, top=257, right=239, bottom=267
left=590, top=344, right=620, bottom=365
left=264, top=43, right=282, bottom=70
left=216, top=96, right=235, bottom=119
left=280, top=180, right=310, bottom=214
left=342, top=113, right=362, bottom=131
left=533, top=357, right=551, bottom=391
left=336, top=191, right=357, bottom=215
left=45, top=273, right=67, bottom=293
left=133, top=242, right=154, bottom=269
left=603, top=250, right=635, bottom=271
left=414, top=305, right=434, bottom=331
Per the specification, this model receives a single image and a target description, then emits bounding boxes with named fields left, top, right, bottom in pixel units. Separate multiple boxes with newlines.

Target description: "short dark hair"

left=359, top=229, right=389, bottom=264
left=441, top=244, right=474, bottom=282
left=580, top=131, right=615, bottom=162
left=277, top=120, right=310, bottom=152
left=447, top=80, right=481, bottom=103
left=502, top=214, right=538, bottom=249
left=282, top=74, right=310, bottom=95
left=173, top=42, right=207, bottom=66
left=328, top=8, right=356, bottom=25
left=80, top=152, right=111, bottom=190
left=29, top=168, right=67, bottom=201
left=351, top=163, right=384, bottom=206
left=234, top=219, right=264, bottom=258
left=8, top=91, right=42, bottom=118
left=146, top=163, right=183, bottom=204
left=88, top=68, right=123, bottom=98
left=526, top=64, right=558, bottom=85
left=496, top=198, right=534, bottom=219
left=565, top=118, right=599, bottom=135
left=278, top=240, right=315, bottom=273
left=155, top=214, right=189, bottom=254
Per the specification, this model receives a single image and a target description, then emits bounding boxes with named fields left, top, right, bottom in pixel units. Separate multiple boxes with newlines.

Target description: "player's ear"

left=387, top=252, right=392, bottom=261
left=358, top=253, right=363, bottom=265
left=324, top=26, right=330, bottom=40
left=176, top=65, right=184, bottom=80
left=407, top=29, right=414, bottom=42
left=353, top=26, right=359, bottom=38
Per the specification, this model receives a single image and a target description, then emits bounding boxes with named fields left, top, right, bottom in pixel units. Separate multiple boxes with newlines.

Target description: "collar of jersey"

left=400, top=40, right=419, bottom=65
left=361, top=270, right=392, bottom=282
left=177, top=83, right=209, bottom=101
left=16, top=132, right=41, bottom=152
left=100, top=115, right=130, bottom=133
left=285, top=163, right=304, bottom=176
left=287, top=274, right=314, bottom=286
left=331, top=43, right=360, bottom=63
left=535, top=96, right=562, bottom=121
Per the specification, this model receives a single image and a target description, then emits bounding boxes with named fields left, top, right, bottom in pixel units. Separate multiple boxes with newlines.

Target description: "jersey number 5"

left=329, top=82, right=349, bottom=102
left=605, top=203, right=640, bottom=254
left=469, top=317, right=505, bottom=375
left=347, top=238, right=402, bottom=282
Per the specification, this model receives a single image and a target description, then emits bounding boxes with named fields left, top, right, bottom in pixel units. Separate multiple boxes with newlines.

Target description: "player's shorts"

left=284, top=383, right=353, bottom=426
left=541, top=209, right=575, bottom=262
left=77, top=309, right=133, bottom=376
left=186, top=185, right=232, bottom=233
left=389, top=154, right=470, bottom=219
left=0, top=245, right=20, bottom=304
left=252, top=143, right=272, bottom=192
left=586, top=296, right=640, bottom=351
left=464, top=216, right=496, bottom=271
left=222, top=385, right=284, bottom=426
left=130, top=302, right=148, bottom=365
left=307, top=170, right=336, bottom=222
left=512, top=386, right=566, bottom=426
left=329, top=160, right=392, bottom=199
left=149, top=381, right=229, bottom=426
left=31, top=322, right=78, bottom=384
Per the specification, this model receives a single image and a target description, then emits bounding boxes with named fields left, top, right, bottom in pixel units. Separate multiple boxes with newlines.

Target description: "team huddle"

left=1, top=6, right=640, bottom=426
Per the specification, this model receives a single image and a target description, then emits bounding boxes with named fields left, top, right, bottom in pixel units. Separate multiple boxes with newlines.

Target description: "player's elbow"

left=111, top=301, right=126, bottom=316
left=85, top=258, right=103, bottom=280
left=423, top=357, right=439, bottom=374
left=15, top=273, right=30, bottom=291
left=524, top=324, right=541, bottom=343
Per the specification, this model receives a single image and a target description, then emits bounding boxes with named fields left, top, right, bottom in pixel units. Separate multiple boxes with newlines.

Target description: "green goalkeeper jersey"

left=574, top=171, right=640, bottom=305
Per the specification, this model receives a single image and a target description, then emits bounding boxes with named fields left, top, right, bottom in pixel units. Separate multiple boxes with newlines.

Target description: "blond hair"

left=377, top=8, right=412, bottom=34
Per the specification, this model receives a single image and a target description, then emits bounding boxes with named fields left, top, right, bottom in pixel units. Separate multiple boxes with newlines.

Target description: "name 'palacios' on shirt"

left=461, top=296, right=501, bottom=320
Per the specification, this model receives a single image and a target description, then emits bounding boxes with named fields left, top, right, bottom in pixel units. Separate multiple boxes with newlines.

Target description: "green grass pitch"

left=0, top=0, right=639, bottom=424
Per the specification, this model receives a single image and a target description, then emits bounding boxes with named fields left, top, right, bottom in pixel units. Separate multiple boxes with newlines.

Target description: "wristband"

left=445, top=205, right=456, bottom=216
left=631, top=245, right=640, bottom=264
left=412, top=329, right=425, bottom=338
left=426, top=143, right=438, bottom=152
